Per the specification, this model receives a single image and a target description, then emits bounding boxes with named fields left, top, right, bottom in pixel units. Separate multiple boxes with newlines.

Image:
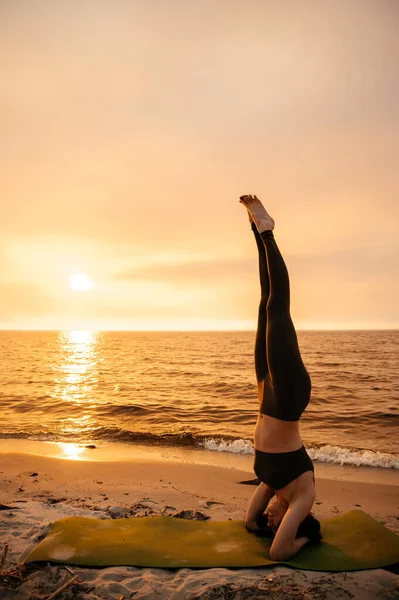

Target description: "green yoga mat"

left=25, top=510, right=399, bottom=572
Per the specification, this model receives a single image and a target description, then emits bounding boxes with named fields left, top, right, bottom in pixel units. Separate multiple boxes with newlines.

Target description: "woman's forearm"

left=245, top=482, right=274, bottom=528
left=270, top=536, right=310, bottom=561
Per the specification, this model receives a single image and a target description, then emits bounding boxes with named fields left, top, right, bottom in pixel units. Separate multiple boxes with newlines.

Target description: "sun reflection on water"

left=56, top=442, right=85, bottom=460
left=51, top=330, right=101, bottom=443
left=68, top=330, right=95, bottom=345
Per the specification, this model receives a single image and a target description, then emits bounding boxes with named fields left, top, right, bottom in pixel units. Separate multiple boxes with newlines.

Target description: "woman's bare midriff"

left=255, top=380, right=303, bottom=452
left=254, top=416, right=315, bottom=503
left=252, top=385, right=315, bottom=513
left=254, top=412, right=303, bottom=452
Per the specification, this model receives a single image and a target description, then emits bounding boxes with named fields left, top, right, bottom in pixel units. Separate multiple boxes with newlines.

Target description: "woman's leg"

left=240, top=195, right=310, bottom=418
left=251, top=221, right=270, bottom=382
left=261, top=230, right=308, bottom=392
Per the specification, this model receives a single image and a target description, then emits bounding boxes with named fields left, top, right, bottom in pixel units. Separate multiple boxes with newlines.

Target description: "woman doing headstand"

left=240, top=194, right=321, bottom=561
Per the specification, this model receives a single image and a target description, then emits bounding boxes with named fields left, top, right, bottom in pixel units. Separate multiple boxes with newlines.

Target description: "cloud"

left=0, top=282, right=57, bottom=318
left=113, top=255, right=255, bottom=284
left=289, top=243, right=399, bottom=282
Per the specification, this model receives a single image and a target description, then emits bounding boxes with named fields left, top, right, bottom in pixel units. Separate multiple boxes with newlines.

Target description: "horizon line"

left=1, top=328, right=398, bottom=333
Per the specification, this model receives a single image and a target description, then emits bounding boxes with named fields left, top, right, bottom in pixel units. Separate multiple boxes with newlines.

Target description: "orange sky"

left=1, top=0, right=398, bottom=330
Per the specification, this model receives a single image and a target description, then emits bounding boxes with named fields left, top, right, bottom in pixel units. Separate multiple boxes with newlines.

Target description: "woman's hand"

left=245, top=482, right=275, bottom=531
left=269, top=490, right=315, bottom=561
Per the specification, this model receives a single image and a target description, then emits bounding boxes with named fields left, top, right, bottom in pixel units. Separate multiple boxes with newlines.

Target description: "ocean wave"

left=1, top=428, right=398, bottom=469
left=198, top=381, right=255, bottom=396
left=202, top=438, right=254, bottom=454
left=201, top=438, right=399, bottom=469
left=96, top=404, right=152, bottom=417
left=0, top=429, right=200, bottom=447
left=91, top=427, right=200, bottom=446
left=307, top=444, right=399, bottom=469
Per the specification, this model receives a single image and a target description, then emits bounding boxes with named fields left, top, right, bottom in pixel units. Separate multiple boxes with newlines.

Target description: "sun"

left=68, top=273, right=95, bottom=292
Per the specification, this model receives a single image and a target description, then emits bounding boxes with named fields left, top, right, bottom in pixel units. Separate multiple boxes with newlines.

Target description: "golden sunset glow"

left=1, top=1, right=398, bottom=331
left=68, top=273, right=95, bottom=292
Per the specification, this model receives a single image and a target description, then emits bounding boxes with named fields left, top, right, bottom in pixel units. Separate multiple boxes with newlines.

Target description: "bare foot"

left=245, top=207, right=255, bottom=225
left=239, top=194, right=275, bottom=233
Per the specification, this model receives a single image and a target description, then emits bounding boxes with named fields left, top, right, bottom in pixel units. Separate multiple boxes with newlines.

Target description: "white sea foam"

left=203, top=438, right=254, bottom=454
left=308, top=444, right=399, bottom=470
left=202, top=438, right=399, bottom=469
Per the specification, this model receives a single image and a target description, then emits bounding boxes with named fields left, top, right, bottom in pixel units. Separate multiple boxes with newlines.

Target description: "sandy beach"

left=1, top=441, right=398, bottom=599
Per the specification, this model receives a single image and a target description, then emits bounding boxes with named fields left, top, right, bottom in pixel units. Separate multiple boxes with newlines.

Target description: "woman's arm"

left=245, top=482, right=274, bottom=530
left=269, top=491, right=315, bottom=561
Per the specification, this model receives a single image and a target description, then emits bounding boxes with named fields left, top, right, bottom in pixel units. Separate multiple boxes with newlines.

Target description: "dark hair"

left=254, top=512, right=322, bottom=542
left=296, top=513, right=322, bottom=542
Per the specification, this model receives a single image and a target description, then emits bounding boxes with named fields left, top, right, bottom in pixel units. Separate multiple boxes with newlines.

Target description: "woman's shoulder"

left=279, top=470, right=315, bottom=502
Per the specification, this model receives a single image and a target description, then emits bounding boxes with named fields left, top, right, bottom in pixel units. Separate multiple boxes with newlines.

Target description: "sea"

left=0, top=330, right=398, bottom=469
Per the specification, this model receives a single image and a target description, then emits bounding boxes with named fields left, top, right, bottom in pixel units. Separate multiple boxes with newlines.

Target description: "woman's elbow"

left=270, top=536, right=310, bottom=561
left=269, top=547, right=291, bottom=562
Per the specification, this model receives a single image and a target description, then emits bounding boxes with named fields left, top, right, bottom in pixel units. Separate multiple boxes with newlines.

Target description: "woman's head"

left=265, top=498, right=287, bottom=533
left=261, top=504, right=322, bottom=541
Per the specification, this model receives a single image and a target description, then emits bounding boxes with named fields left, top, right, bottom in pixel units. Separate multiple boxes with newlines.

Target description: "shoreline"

left=1, top=441, right=398, bottom=599
left=1, top=438, right=398, bottom=484
left=1, top=446, right=398, bottom=528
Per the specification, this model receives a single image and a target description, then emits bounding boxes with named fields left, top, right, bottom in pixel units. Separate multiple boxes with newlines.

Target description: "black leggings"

left=252, top=224, right=311, bottom=421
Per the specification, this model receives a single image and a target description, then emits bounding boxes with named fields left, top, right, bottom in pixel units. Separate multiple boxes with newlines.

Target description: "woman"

left=240, top=194, right=321, bottom=561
